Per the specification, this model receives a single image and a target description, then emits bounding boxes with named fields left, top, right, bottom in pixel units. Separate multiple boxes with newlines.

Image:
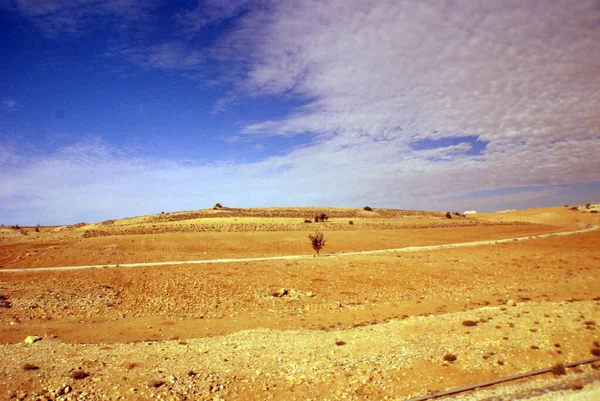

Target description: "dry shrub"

left=308, top=231, right=326, bottom=255
left=462, top=320, right=478, bottom=327
left=550, top=363, right=566, bottom=376
left=443, top=353, right=457, bottom=362
left=22, top=363, right=39, bottom=371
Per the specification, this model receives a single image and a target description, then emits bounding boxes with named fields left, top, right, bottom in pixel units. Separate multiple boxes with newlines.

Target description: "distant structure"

left=578, top=203, right=600, bottom=212
left=463, top=210, right=478, bottom=215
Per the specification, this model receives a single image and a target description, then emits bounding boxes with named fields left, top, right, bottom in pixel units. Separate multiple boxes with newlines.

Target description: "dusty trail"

left=1, top=224, right=596, bottom=273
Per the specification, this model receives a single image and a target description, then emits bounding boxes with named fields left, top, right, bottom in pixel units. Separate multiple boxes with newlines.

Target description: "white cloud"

left=1, top=133, right=598, bottom=225
left=220, top=0, right=600, bottom=197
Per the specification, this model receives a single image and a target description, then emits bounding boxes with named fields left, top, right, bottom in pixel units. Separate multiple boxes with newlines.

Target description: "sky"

left=1, top=0, right=599, bottom=225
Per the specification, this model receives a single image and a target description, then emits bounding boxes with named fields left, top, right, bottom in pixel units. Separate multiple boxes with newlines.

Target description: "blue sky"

left=1, top=0, right=599, bottom=225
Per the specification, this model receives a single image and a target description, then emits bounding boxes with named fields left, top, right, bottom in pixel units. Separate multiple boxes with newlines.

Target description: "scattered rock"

left=70, top=370, right=89, bottom=380
left=462, top=320, right=478, bottom=327
left=0, top=295, right=11, bottom=308
left=148, top=380, right=165, bottom=388
left=57, top=385, right=72, bottom=395
left=591, top=347, right=600, bottom=357
left=571, top=380, right=584, bottom=390
left=506, top=299, right=516, bottom=307
left=272, top=288, right=289, bottom=298
left=23, top=336, right=41, bottom=344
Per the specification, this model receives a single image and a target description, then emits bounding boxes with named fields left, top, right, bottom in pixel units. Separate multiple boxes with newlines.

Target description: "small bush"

left=445, top=212, right=452, bottom=219
left=443, top=353, right=457, bottom=362
left=462, top=320, right=477, bottom=327
left=22, top=363, right=39, bottom=371
left=363, top=206, right=373, bottom=211
left=35, top=224, right=40, bottom=232
left=335, top=340, right=346, bottom=346
left=550, top=363, right=566, bottom=376
left=304, top=219, right=312, bottom=223
left=308, top=231, right=326, bottom=255
left=591, top=348, right=600, bottom=357
left=349, top=220, right=354, bottom=225
left=213, top=203, right=223, bottom=210
left=314, top=213, right=329, bottom=222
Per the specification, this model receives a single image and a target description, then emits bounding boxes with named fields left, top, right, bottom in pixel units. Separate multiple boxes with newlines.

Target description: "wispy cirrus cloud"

left=6, top=0, right=157, bottom=36
left=2, top=99, right=18, bottom=109
left=108, top=42, right=205, bottom=70
left=173, top=0, right=254, bottom=36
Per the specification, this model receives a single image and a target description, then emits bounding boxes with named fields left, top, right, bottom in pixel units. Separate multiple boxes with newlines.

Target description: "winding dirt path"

left=0, top=225, right=596, bottom=273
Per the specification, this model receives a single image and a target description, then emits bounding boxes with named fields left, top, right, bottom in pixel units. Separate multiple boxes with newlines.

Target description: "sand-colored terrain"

left=0, top=206, right=599, bottom=400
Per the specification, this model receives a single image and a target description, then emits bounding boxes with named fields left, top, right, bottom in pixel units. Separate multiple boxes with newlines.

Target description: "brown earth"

left=0, top=206, right=599, bottom=400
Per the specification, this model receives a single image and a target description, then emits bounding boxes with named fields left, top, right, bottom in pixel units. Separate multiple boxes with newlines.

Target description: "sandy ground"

left=0, top=206, right=599, bottom=400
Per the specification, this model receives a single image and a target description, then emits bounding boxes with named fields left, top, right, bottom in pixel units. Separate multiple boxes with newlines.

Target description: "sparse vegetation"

left=314, top=213, right=329, bottom=222
left=550, top=363, right=566, bottom=376
left=22, top=363, right=39, bottom=371
left=443, top=353, right=457, bottom=362
left=308, top=231, right=326, bottom=255
left=124, top=362, right=139, bottom=370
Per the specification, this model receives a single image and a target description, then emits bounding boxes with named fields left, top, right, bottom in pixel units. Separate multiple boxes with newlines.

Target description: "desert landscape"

left=1, top=205, right=599, bottom=400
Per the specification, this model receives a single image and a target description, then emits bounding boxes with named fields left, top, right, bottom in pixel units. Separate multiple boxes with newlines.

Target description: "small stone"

left=23, top=336, right=41, bottom=344
left=272, top=288, right=289, bottom=297
left=506, top=300, right=516, bottom=307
